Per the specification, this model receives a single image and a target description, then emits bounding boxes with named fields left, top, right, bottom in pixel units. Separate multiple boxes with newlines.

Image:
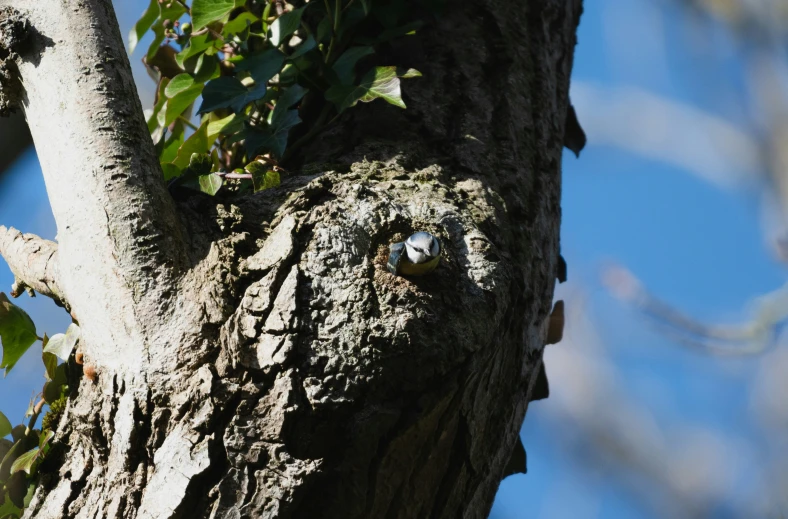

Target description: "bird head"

left=404, top=232, right=440, bottom=264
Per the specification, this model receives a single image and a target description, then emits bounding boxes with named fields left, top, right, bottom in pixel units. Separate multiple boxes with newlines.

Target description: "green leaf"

left=198, top=174, right=223, bottom=196
left=0, top=293, right=38, bottom=376
left=192, top=0, right=239, bottom=31
left=223, top=12, right=259, bottom=39
left=175, top=154, right=222, bottom=195
left=272, top=84, right=307, bottom=122
left=316, top=17, right=332, bottom=43
left=42, top=363, right=67, bottom=404
left=0, top=413, right=10, bottom=440
left=332, top=46, right=374, bottom=85
left=0, top=439, right=22, bottom=482
left=246, top=162, right=280, bottom=192
left=397, top=67, right=422, bottom=79
left=42, top=323, right=79, bottom=362
left=0, top=493, right=21, bottom=519
left=289, top=35, right=316, bottom=59
left=162, top=163, right=182, bottom=181
left=147, top=79, right=171, bottom=136
left=177, top=32, right=221, bottom=67
left=184, top=153, right=213, bottom=177
left=198, top=77, right=267, bottom=114
left=159, top=120, right=186, bottom=165
left=173, top=123, right=210, bottom=169
left=42, top=351, right=57, bottom=382
left=269, top=8, right=304, bottom=47
left=9, top=430, right=52, bottom=476
left=128, top=0, right=159, bottom=55
left=164, top=85, right=204, bottom=127
left=207, top=114, right=244, bottom=140
left=43, top=380, right=60, bottom=405
left=235, top=49, right=285, bottom=85
left=165, top=73, right=195, bottom=98
left=245, top=110, right=301, bottom=158
left=325, top=66, right=420, bottom=113
left=194, top=55, right=221, bottom=83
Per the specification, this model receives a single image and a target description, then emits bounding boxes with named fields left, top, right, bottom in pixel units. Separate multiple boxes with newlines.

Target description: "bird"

left=387, top=231, right=441, bottom=276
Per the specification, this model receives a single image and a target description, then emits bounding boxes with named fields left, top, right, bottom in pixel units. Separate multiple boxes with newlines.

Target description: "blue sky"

left=1, top=1, right=783, bottom=517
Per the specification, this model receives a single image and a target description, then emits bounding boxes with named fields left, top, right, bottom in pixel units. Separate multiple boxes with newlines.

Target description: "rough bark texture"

left=0, top=0, right=582, bottom=517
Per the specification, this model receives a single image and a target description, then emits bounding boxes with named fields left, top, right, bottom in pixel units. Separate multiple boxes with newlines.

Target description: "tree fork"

left=0, top=0, right=583, bottom=517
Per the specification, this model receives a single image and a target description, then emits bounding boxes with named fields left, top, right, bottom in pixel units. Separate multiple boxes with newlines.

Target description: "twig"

left=178, top=116, right=200, bottom=131
left=25, top=399, right=46, bottom=436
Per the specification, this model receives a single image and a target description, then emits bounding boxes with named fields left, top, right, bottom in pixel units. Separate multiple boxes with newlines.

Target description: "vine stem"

left=178, top=116, right=199, bottom=131
left=216, top=171, right=252, bottom=180
left=25, top=399, right=45, bottom=436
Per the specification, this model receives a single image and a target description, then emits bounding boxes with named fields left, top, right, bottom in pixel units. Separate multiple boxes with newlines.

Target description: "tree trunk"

left=0, top=0, right=582, bottom=517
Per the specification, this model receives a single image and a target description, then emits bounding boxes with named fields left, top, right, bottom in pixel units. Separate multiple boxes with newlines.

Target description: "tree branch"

left=0, top=226, right=66, bottom=307
left=3, top=0, right=190, bottom=362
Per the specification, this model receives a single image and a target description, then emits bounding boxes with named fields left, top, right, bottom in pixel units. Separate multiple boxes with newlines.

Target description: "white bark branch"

left=0, top=225, right=65, bottom=306
left=1, top=0, right=190, bottom=368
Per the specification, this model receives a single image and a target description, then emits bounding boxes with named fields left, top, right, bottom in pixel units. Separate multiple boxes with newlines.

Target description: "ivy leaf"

left=0, top=492, right=21, bottom=518
left=272, top=84, right=307, bottom=122
left=164, top=85, right=203, bottom=127
left=198, top=174, right=223, bottom=196
left=289, top=35, right=317, bottom=59
left=42, top=323, right=80, bottom=362
left=207, top=114, right=244, bottom=141
left=43, top=364, right=67, bottom=404
left=197, top=77, right=267, bottom=114
left=0, top=293, right=38, bottom=376
left=246, top=162, right=280, bottom=192
left=325, top=66, right=420, bottom=113
left=235, top=49, right=285, bottom=85
left=165, top=73, right=196, bottom=98
left=316, top=17, right=332, bottom=43
left=147, top=78, right=170, bottom=137
left=10, top=431, right=52, bottom=476
left=177, top=32, right=222, bottom=67
left=42, top=351, right=57, bottom=381
left=159, top=121, right=186, bottom=165
left=245, top=109, right=301, bottom=158
left=184, top=153, right=213, bottom=177
left=162, top=164, right=182, bottom=181
left=192, top=0, right=245, bottom=31
left=176, top=154, right=222, bottom=195
left=223, top=12, right=259, bottom=40
left=332, top=46, right=374, bottom=85
left=0, top=438, right=22, bottom=482
left=270, top=8, right=304, bottom=47
left=0, top=412, right=11, bottom=439
left=173, top=123, right=211, bottom=169
left=128, top=0, right=159, bottom=55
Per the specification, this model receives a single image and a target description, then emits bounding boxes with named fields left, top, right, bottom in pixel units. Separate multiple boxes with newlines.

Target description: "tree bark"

left=0, top=0, right=582, bottom=517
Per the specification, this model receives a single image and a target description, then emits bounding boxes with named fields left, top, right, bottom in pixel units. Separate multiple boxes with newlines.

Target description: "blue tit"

left=387, top=231, right=441, bottom=276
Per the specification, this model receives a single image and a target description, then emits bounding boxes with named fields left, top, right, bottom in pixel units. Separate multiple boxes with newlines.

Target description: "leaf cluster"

left=0, top=295, right=80, bottom=518
left=132, top=0, right=422, bottom=196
